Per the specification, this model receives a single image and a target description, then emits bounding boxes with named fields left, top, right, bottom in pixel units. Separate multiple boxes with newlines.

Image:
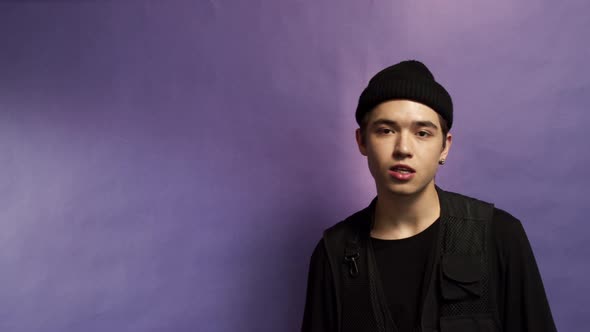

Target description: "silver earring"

left=438, top=159, right=446, bottom=165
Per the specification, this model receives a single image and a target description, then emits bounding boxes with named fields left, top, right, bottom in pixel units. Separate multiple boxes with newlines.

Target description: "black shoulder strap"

left=421, top=186, right=499, bottom=331
left=322, top=220, right=354, bottom=332
left=323, top=198, right=386, bottom=332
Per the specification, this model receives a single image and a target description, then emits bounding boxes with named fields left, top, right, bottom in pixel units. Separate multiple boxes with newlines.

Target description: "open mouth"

left=391, top=168, right=413, bottom=174
left=388, top=165, right=416, bottom=181
left=389, top=165, right=415, bottom=173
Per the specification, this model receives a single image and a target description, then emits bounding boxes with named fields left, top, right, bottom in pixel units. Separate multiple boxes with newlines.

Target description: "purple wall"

left=0, top=1, right=587, bottom=331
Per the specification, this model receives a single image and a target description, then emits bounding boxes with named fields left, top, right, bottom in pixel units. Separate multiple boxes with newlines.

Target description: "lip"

left=389, top=164, right=416, bottom=172
left=388, top=164, right=416, bottom=181
left=388, top=169, right=416, bottom=181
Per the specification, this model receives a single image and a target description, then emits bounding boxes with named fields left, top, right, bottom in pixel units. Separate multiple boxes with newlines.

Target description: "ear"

left=355, top=128, right=368, bottom=156
left=440, top=132, right=453, bottom=161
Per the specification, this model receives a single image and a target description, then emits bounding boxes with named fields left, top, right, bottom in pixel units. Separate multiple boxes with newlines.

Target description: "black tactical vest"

left=322, top=186, right=501, bottom=332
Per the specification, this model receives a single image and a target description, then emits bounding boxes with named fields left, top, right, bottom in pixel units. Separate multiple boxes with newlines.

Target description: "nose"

left=393, top=132, right=413, bottom=160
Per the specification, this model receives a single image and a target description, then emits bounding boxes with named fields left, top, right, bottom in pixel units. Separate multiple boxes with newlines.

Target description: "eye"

left=417, top=130, right=431, bottom=137
left=377, top=128, right=394, bottom=134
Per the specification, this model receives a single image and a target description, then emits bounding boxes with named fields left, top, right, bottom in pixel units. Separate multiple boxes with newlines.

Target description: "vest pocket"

left=440, top=254, right=481, bottom=301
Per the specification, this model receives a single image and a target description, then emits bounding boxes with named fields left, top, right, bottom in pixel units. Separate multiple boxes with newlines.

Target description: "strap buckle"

left=344, top=251, right=360, bottom=277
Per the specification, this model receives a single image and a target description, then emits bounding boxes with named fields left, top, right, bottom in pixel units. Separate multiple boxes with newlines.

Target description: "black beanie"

left=355, top=60, right=453, bottom=129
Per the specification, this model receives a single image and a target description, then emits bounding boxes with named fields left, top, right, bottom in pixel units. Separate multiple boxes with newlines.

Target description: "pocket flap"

left=441, top=254, right=481, bottom=283
left=440, top=254, right=481, bottom=300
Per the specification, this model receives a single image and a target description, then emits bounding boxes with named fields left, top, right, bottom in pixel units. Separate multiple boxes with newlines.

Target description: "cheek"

left=367, top=145, right=388, bottom=164
left=425, top=151, right=443, bottom=171
left=365, top=148, right=387, bottom=173
left=423, top=145, right=443, bottom=160
left=366, top=151, right=379, bottom=170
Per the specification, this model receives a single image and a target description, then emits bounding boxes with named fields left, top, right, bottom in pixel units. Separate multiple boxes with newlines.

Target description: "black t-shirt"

left=370, top=218, right=439, bottom=332
left=301, top=208, right=557, bottom=332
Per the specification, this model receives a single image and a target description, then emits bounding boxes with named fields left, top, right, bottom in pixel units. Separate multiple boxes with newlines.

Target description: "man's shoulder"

left=440, top=188, right=519, bottom=218
left=436, top=187, right=498, bottom=222
left=324, top=202, right=372, bottom=236
left=438, top=187, right=495, bottom=209
left=441, top=188, right=523, bottom=228
left=492, top=206, right=521, bottom=223
left=491, top=206, right=526, bottom=239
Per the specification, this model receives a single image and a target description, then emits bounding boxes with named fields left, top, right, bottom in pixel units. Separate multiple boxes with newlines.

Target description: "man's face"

left=355, top=99, right=452, bottom=196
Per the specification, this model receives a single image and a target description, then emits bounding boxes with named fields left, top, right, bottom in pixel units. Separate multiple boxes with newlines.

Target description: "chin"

left=382, top=181, right=430, bottom=197
left=388, top=187, right=418, bottom=196
left=380, top=183, right=417, bottom=196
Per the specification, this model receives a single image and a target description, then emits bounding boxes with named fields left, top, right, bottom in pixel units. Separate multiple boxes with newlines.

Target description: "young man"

left=301, top=60, right=557, bottom=332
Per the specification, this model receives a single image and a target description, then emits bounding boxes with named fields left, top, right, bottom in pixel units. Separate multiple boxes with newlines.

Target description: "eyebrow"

left=370, top=119, right=439, bottom=131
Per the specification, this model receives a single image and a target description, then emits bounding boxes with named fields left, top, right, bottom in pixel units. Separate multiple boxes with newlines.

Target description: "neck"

left=371, top=182, right=441, bottom=240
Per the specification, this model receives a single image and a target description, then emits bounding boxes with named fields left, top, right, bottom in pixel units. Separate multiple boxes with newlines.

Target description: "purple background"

left=0, top=1, right=588, bottom=331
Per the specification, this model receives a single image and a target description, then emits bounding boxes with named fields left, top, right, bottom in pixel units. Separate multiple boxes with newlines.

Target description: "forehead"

left=367, top=99, right=440, bottom=125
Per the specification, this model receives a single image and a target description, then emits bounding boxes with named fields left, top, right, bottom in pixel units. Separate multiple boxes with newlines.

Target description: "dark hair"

left=359, top=112, right=449, bottom=150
